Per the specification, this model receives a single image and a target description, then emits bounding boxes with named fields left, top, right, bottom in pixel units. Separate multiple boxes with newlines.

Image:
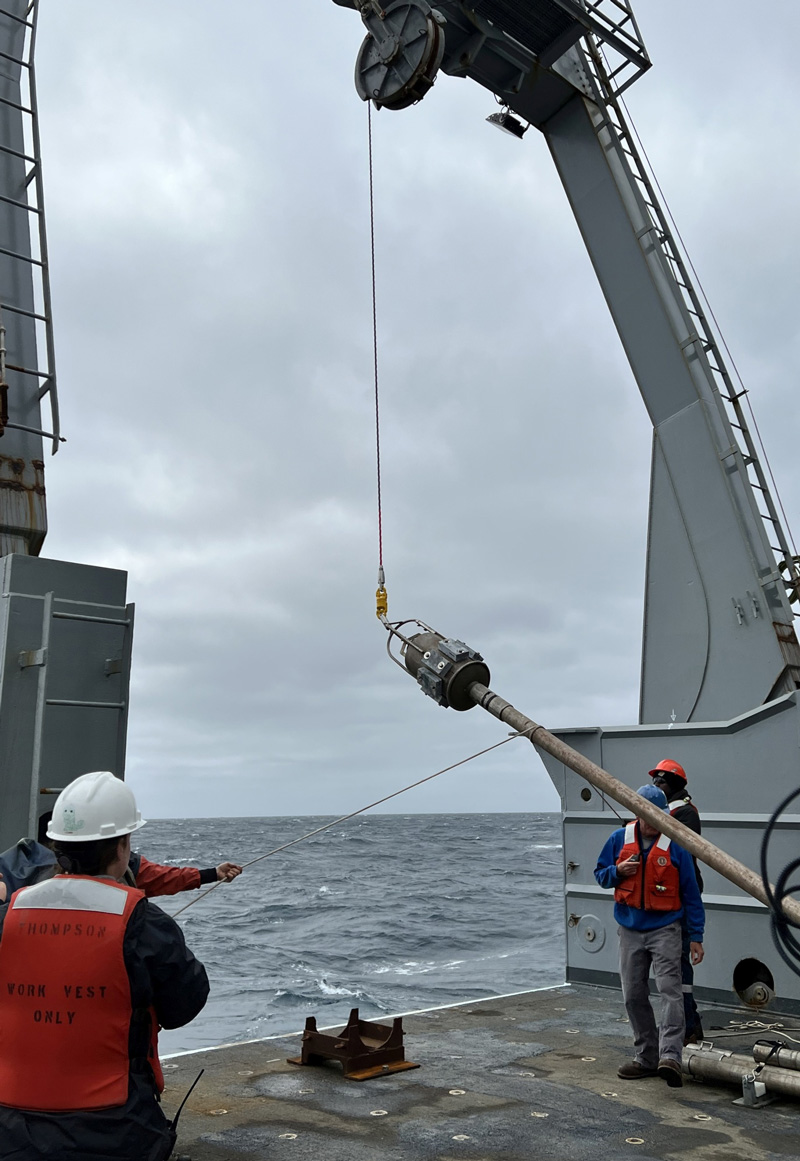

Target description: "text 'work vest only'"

left=614, top=822, right=681, bottom=911
left=0, top=875, right=155, bottom=1112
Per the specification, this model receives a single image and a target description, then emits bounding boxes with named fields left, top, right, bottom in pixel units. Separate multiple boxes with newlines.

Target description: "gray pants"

left=618, top=921, right=685, bottom=1066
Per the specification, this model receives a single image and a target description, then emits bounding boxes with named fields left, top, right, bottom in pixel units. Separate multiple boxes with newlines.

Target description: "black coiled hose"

left=760, top=786, right=800, bottom=979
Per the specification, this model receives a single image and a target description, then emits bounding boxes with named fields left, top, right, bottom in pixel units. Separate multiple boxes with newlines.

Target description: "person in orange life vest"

left=0, top=811, right=242, bottom=904
left=594, top=784, right=704, bottom=1089
left=649, top=758, right=704, bottom=1045
left=0, top=771, right=209, bottom=1161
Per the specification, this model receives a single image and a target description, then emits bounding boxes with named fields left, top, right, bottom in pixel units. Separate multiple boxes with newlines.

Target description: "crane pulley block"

left=353, top=0, right=446, bottom=110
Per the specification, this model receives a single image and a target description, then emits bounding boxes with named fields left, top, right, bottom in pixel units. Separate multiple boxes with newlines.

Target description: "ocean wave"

left=146, top=812, right=565, bottom=1055
left=270, top=981, right=389, bottom=1009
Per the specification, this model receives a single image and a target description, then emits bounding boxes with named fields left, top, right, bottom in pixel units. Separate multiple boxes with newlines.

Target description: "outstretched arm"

left=134, top=854, right=243, bottom=897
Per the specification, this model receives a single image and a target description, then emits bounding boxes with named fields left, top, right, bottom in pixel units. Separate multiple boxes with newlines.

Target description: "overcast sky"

left=32, top=1, right=800, bottom=818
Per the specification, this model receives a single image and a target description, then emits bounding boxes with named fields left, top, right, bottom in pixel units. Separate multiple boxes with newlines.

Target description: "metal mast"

left=0, top=1, right=135, bottom=850
left=0, top=0, right=61, bottom=557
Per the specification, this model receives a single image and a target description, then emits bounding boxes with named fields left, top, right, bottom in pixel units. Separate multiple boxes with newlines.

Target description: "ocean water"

left=143, top=813, right=565, bottom=1055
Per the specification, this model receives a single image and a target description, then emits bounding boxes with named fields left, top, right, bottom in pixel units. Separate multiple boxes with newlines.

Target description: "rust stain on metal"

left=773, top=621, right=800, bottom=677
left=774, top=621, right=800, bottom=647
left=0, top=453, right=47, bottom=555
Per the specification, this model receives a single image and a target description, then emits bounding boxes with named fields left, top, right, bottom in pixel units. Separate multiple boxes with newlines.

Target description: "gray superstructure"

left=335, top=0, right=800, bottom=1010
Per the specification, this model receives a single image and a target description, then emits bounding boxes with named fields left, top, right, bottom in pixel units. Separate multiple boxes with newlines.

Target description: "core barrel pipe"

left=753, top=1044, right=800, bottom=1070
left=466, top=681, right=800, bottom=926
left=683, top=1049, right=800, bottom=1098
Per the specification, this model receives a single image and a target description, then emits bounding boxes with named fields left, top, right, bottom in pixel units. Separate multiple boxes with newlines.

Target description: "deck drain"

left=520, top=1071, right=536, bottom=1077
left=601, top=1092, right=618, bottom=1098
left=279, top=1133, right=298, bottom=1140
left=208, top=1109, right=228, bottom=1117
left=452, top=1135, right=471, bottom=1141
left=370, top=1110, right=388, bottom=1117
left=553, top=1007, right=567, bottom=1011
left=693, top=1114, right=712, bottom=1121
left=581, top=1056, right=596, bottom=1062
left=299, top=1088, right=315, bottom=1094
left=625, top=1138, right=644, bottom=1145
left=530, top=1111, right=549, bottom=1118
left=237, top=1070, right=254, bottom=1077
left=162, top=1063, right=179, bottom=1071
left=565, top=1029, right=580, bottom=1035
left=449, top=1089, right=466, bottom=1096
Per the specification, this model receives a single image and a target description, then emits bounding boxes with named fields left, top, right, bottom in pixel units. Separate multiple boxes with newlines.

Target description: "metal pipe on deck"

left=683, top=1046, right=800, bottom=1100
left=752, top=1043, right=800, bottom=1071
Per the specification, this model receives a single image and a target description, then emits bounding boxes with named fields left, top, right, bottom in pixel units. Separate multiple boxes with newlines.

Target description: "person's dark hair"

left=53, top=836, right=122, bottom=876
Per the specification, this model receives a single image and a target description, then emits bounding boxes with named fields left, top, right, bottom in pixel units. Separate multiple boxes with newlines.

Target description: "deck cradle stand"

left=288, top=1008, right=420, bottom=1080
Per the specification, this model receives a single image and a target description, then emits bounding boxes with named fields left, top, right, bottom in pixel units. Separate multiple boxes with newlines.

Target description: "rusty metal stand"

left=287, top=1008, right=420, bottom=1081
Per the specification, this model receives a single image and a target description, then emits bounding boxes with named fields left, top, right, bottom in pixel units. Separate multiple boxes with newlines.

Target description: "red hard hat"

left=649, top=758, right=687, bottom=783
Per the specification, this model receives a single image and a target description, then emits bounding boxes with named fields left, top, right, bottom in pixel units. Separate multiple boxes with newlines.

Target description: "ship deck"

left=164, top=984, right=800, bottom=1160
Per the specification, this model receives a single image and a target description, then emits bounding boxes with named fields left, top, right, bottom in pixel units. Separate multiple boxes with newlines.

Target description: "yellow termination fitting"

left=376, top=584, right=388, bottom=619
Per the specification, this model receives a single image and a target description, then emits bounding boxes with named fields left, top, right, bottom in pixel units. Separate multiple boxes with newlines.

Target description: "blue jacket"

left=0, top=839, right=56, bottom=895
left=594, top=824, right=705, bottom=941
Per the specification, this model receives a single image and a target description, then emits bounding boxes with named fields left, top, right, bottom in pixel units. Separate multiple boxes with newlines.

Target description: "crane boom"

left=337, top=0, right=800, bottom=724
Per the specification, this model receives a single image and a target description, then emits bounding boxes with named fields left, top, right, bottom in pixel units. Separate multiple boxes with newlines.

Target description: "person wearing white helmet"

left=0, top=771, right=209, bottom=1161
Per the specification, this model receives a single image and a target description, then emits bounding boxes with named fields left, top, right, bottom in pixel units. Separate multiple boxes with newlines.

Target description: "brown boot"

left=617, top=1061, right=658, bottom=1079
left=657, top=1058, right=683, bottom=1087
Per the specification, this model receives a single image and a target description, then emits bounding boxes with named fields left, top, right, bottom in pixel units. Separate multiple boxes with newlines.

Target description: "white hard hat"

left=47, top=771, right=147, bottom=842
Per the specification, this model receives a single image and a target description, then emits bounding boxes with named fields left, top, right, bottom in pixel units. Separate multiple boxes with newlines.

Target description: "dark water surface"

left=143, top=813, right=565, bottom=1054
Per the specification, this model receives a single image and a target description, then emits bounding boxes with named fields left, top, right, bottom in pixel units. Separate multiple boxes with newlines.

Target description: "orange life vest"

left=614, top=822, right=681, bottom=911
left=0, top=874, right=163, bottom=1112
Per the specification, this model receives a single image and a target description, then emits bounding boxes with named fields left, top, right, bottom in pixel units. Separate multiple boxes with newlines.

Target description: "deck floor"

left=163, top=984, right=800, bottom=1160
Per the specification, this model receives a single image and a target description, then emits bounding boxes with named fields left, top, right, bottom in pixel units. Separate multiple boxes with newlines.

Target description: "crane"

left=335, top=0, right=800, bottom=1010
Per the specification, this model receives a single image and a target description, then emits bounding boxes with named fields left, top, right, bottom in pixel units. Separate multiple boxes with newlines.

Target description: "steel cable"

left=367, top=101, right=388, bottom=619
left=616, top=85, right=800, bottom=565
left=168, top=730, right=533, bottom=919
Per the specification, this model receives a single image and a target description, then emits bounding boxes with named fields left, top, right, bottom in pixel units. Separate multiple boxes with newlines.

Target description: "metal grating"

left=471, top=0, right=579, bottom=55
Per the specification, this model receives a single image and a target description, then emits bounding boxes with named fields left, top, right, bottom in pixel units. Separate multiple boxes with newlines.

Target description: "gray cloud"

left=33, top=0, right=800, bottom=818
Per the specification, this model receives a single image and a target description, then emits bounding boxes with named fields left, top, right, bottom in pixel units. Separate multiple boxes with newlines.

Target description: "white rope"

left=168, top=730, right=533, bottom=919
left=713, top=1019, right=800, bottom=1046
